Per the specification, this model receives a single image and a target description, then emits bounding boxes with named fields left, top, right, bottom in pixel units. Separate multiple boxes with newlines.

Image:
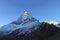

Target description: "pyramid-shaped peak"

left=23, top=11, right=29, bottom=16
left=11, top=11, right=39, bottom=25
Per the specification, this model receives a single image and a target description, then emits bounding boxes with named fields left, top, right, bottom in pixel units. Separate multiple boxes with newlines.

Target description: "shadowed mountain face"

left=48, top=32, right=60, bottom=40
left=0, top=22, right=60, bottom=40
left=0, top=11, right=60, bottom=40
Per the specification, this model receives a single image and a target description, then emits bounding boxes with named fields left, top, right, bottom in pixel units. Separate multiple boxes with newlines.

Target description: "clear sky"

left=0, top=0, right=60, bottom=27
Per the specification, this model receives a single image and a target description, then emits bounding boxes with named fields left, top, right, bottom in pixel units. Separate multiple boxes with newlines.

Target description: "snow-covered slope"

left=0, top=22, right=59, bottom=40
left=0, top=11, right=40, bottom=35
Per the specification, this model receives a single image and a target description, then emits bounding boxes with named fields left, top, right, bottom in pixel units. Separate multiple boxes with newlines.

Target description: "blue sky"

left=0, top=0, right=60, bottom=27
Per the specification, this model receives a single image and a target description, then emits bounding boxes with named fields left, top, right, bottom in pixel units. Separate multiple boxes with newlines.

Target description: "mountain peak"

left=23, top=11, right=29, bottom=16
left=11, top=11, right=38, bottom=25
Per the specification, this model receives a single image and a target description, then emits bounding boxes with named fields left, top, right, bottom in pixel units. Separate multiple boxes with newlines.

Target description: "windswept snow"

left=0, top=11, right=40, bottom=35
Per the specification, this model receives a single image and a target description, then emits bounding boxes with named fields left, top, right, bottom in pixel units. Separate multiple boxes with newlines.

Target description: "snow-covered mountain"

left=0, top=11, right=40, bottom=35
left=0, top=22, right=59, bottom=40
left=0, top=11, right=60, bottom=40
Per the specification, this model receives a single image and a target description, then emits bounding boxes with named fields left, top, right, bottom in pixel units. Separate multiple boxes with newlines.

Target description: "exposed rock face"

left=0, top=22, right=59, bottom=40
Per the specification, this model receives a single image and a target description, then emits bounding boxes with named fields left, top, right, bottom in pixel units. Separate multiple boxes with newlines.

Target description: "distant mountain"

left=56, top=24, right=60, bottom=27
left=0, top=11, right=40, bottom=36
left=11, top=11, right=37, bottom=25
left=0, top=11, right=60, bottom=40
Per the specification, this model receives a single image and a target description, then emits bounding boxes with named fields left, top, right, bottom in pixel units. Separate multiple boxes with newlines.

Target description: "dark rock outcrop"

left=0, top=22, right=60, bottom=40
